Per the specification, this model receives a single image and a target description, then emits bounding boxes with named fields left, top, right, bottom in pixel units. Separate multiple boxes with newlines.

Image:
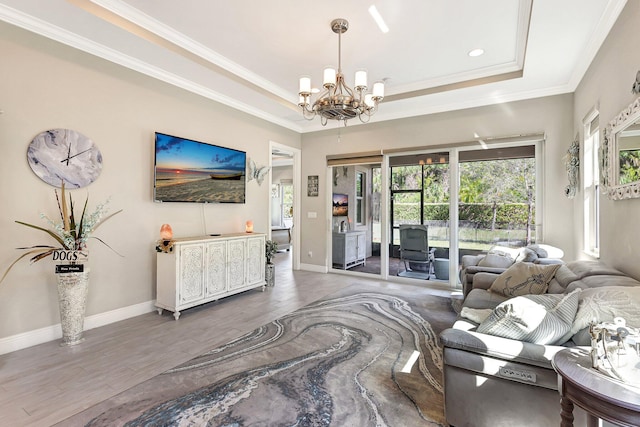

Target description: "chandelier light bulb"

left=299, top=76, right=311, bottom=95
left=373, top=81, right=385, bottom=98
left=364, top=93, right=374, bottom=108
left=323, top=67, right=337, bottom=87
left=355, top=70, right=368, bottom=89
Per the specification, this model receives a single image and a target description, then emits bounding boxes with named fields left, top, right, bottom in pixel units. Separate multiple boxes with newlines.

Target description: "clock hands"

left=64, top=142, right=72, bottom=166
left=60, top=148, right=92, bottom=164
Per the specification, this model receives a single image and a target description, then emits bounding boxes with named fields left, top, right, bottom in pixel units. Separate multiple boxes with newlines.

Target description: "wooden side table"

left=552, top=348, right=640, bottom=427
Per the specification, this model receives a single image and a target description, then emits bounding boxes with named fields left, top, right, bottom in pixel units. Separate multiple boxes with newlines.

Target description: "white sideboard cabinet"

left=156, top=233, right=265, bottom=319
left=332, top=230, right=366, bottom=270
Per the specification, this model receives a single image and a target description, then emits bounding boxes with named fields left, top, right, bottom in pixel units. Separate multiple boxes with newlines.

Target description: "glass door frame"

left=384, top=137, right=544, bottom=289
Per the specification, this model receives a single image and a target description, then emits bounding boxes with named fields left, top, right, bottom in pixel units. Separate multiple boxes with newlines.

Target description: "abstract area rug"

left=58, top=285, right=456, bottom=426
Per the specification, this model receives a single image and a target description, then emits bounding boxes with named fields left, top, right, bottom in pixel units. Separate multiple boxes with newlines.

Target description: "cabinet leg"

left=157, top=308, right=163, bottom=316
left=173, top=311, right=180, bottom=320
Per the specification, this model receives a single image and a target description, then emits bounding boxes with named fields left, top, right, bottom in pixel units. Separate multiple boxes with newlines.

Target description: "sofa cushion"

left=489, top=262, right=562, bottom=297
left=477, top=290, right=581, bottom=345
left=565, top=260, right=625, bottom=280
left=526, top=244, right=548, bottom=258
left=478, top=252, right=514, bottom=269
left=462, top=288, right=508, bottom=310
left=515, top=247, right=538, bottom=263
left=571, top=286, right=640, bottom=338
left=567, top=274, right=640, bottom=292
left=529, top=243, right=564, bottom=259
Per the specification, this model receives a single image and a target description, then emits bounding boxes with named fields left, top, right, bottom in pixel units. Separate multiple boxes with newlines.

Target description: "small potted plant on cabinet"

left=265, top=240, right=278, bottom=287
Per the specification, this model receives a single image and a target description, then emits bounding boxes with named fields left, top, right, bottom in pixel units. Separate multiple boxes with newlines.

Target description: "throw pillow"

left=526, top=244, right=548, bottom=258
left=478, top=252, right=514, bottom=269
left=477, top=290, right=581, bottom=345
left=489, top=262, right=562, bottom=297
left=516, top=247, right=538, bottom=263
left=570, top=286, right=640, bottom=336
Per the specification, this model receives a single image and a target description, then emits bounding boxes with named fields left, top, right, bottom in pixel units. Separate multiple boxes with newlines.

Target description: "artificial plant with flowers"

left=1, top=182, right=122, bottom=282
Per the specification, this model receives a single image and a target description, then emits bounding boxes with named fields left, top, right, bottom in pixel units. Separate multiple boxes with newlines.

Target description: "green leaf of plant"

left=15, top=220, right=67, bottom=249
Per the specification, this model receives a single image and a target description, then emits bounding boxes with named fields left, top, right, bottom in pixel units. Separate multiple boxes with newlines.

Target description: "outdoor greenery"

left=619, top=149, right=640, bottom=185
left=390, top=156, right=536, bottom=248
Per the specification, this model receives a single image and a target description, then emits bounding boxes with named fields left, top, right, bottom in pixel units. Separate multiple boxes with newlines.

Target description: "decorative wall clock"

left=27, top=129, right=103, bottom=188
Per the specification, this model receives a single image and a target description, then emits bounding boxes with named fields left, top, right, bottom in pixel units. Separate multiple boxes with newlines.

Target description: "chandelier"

left=298, top=18, right=384, bottom=126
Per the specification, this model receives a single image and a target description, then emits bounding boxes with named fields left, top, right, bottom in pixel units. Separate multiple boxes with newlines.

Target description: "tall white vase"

left=56, top=269, right=89, bottom=346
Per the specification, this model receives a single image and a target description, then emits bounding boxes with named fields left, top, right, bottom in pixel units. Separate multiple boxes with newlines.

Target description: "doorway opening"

left=270, top=142, right=301, bottom=271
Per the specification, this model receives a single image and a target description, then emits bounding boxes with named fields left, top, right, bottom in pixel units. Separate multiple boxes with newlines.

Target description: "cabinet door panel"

left=178, top=244, right=205, bottom=304
left=246, top=236, right=265, bottom=285
left=228, top=239, right=246, bottom=290
left=357, top=233, right=366, bottom=259
left=346, top=234, right=358, bottom=263
left=206, top=241, right=227, bottom=296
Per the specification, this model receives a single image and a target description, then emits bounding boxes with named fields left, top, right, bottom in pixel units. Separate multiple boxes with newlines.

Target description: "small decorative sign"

left=53, top=250, right=88, bottom=274
left=55, top=264, right=85, bottom=274
left=52, top=250, right=88, bottom=263
left=307, top=175, right=319, bottom=197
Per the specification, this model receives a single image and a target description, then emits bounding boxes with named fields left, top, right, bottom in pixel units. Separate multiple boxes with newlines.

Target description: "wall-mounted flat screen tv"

left=154, top=132, right=246, bottom=203
left=332, top=193, right=348, bottom=216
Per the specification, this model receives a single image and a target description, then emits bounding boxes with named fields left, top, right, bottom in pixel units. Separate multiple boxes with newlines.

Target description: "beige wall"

left=300, top=94, right=575, bottom=269
left=272, top=166, right=293, bottom=184
left=0, top=22, right=300, bottom=338
left=573, top=0, right=640, bottom=278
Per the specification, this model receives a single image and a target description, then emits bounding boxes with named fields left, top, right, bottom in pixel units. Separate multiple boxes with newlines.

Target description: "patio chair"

left=398, top=224, right=435, bottom=279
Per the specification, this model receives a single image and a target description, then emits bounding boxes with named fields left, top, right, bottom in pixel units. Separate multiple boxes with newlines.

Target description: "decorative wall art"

left=27, top=129, right=103, bottom=188
left=307, top=175, right=319, bottom=197
left=247, top=158, right=270, bottom=186
left=564, top=134, right=580, bottom=198
left=332, top=193, right=348, bottom=216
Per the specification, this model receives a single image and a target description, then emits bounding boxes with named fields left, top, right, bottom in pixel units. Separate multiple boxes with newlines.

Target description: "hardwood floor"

left=0, top=251, right=454, bottom=426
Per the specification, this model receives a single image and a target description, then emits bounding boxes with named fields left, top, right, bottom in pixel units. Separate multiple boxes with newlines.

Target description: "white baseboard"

left=0, top=300, right=156, bottom=355
left=299, top=263, right=328, bottom=273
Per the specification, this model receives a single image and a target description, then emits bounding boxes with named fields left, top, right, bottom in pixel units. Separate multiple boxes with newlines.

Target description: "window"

left=282, top=183, right=294, bottom=229
left=583, top=111, right=600, bottom=257
left=458, top=146, right=536, bottom=250
left=356, top=171, right=365, bottom=225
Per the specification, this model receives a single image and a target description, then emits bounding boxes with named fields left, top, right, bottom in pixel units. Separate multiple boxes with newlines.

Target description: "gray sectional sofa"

left=440, top=259, right=640, bottom=427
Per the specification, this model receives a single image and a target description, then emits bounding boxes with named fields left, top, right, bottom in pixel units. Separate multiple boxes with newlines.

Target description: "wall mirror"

left=602, top=97, right=640, bottom=200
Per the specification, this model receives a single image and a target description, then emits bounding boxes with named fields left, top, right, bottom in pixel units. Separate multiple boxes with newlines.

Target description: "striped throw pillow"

left=477, top=289, right=581, bottom=345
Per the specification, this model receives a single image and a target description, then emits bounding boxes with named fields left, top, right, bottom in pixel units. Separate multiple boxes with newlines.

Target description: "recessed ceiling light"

left=468, top=48, right=484, bottom=57
left=368, top=5, right=389, bottom=33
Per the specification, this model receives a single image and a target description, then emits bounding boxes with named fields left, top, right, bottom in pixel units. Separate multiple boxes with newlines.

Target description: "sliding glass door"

left=458, top=146, right=536, bottom=255
left=330, top=163, right=381, bottom=275
left=387, top=141, right=539, bottom=287
left=388, top=154, right=450, bottom=280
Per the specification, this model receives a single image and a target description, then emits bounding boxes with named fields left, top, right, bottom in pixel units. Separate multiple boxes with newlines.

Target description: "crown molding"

left=87, top=0, right=296, bottom=105
left=0, top=3, right=302, bottom=132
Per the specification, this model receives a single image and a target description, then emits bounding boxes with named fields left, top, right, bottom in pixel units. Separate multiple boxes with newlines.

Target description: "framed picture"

left=332, top=193, right=348, bottom=216
left=307, top=175, right=319, bottom=197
